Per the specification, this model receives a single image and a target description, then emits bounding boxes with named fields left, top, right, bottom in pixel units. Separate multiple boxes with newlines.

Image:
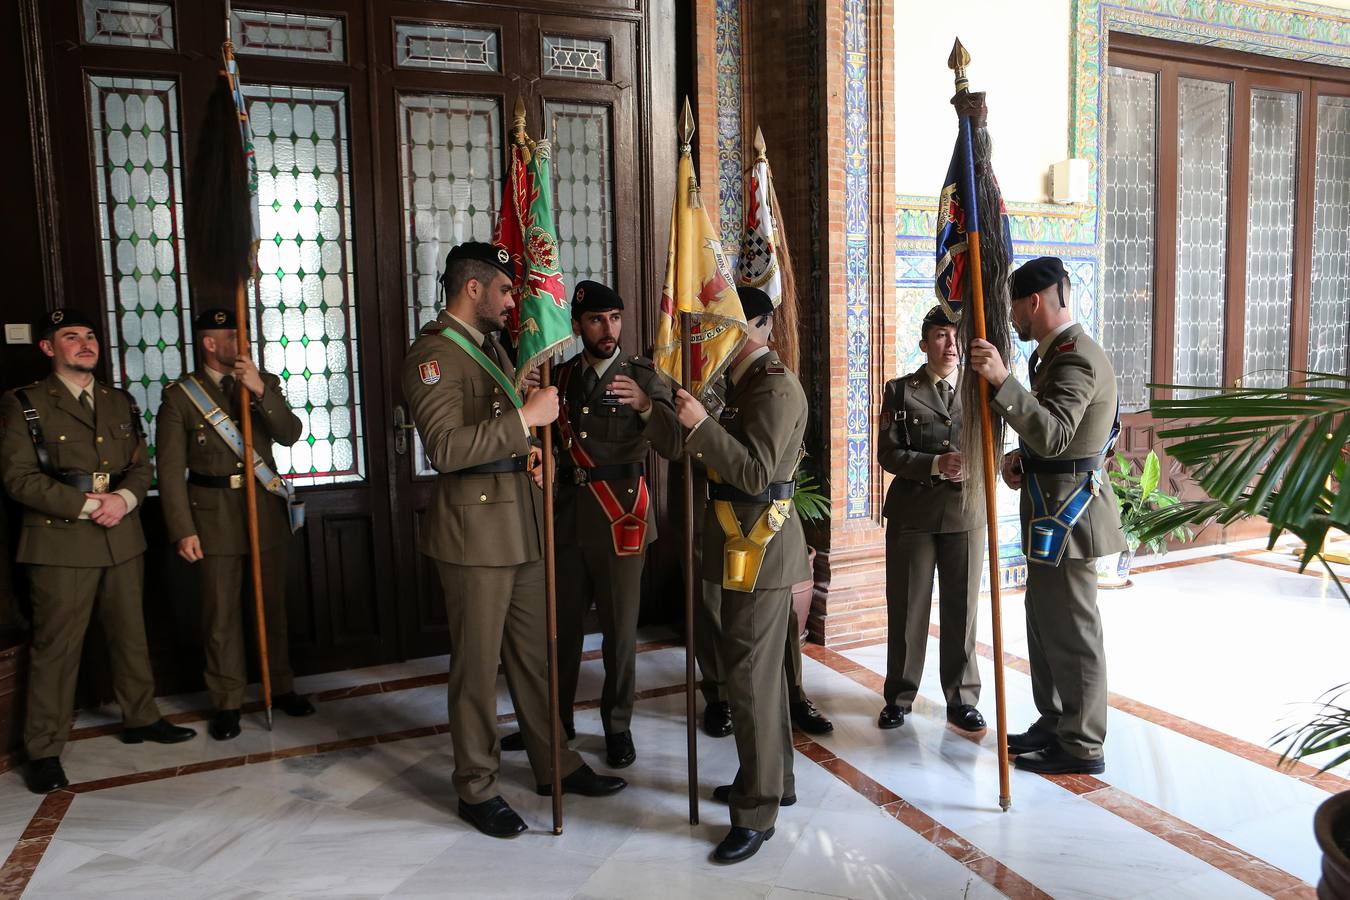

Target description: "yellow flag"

left=652, top=144, right=746, bottom=397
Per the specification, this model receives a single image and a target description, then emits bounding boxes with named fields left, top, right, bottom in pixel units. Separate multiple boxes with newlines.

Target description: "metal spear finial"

left=948, top=37, right=971, bottom=93
left=753, top=125, right=767, bottom=161
left=680, top=96, right=695, bottom=155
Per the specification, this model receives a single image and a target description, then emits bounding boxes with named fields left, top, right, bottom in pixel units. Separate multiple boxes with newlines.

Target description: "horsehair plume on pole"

left=741, top=127, right=800, bottom=373
left=944, top=38, right=1013, bottom=514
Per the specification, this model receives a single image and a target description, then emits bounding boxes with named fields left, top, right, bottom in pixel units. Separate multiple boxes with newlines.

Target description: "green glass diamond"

left=300, top=336, right=309, bottom=347
left=279, top=336, right=288, bottom=347
left=307, top=435, right=316, bottom=445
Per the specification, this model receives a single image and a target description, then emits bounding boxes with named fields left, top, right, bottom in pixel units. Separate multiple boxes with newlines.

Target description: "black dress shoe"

left=536, top=764, right=627, bottom=797
left=791, top=698, right=833, bottom=734
left=946, top=705, right=986, bottom=732
left=208, top=709, right=242, bottom=741
left=274, top=692, right=316, bottom=717
left=119, top=719, right=197, bottom=744
left=877, top=704, right=906, bottom=729
left=713, top=826, right=775, bottom=863
left=713, top=784, right=796, bottom=806
left=502, top=721, right=575, bottom=752
left=703, top=701, right=733, bottom=738
left=1013, top=743, right=1105, bottom=775
left=605, top=731, right=636, bottom=768
left=1006, top=723, right=1055, bottom=755
left=24, top=757, right=68, bottom=794
left=457, top=796, right=527, bottom=838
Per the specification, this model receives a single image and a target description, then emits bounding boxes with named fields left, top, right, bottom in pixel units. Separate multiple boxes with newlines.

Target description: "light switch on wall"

left=5, top=324, right=32, bottom=344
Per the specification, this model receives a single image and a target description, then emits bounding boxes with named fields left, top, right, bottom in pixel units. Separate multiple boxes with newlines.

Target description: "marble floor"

left=0, top=540, right=1344, bottom=899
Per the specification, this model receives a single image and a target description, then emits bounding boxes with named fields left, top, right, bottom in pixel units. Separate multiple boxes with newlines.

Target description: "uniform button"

left=96, top=436, right=104, bottom=444
left=627, top=488, right=635, bottom=494
left=945, top=419, right=952, bottom=426
left=236, top=462, right=244, bottom=469
left=479, top=494, right=488, bottom=502
left=1006, top=405, right=1014, bottom=411
left=581, top=406, right=590, bottom=415
left=101, top=460, right=109, bottom=466
left=510, top=452, right=517, bottom=458
left=696, top=452, right=703, bottom=459
left=58, top=435, right=66, bottom=442
left=44, top=519, right=51, bottom=525
left=942, top=440, right=950, bottom=446
left=580, top=431, right=588, bottom=439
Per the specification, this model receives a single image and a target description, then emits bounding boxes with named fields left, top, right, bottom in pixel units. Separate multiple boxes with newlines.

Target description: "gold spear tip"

left=948, top=37, right=970, bottom=72
left=753, top=125, right=766, bottom=159
left=513, top=95, right=526, bottom=126
left=680, top=96, right=695, bottom=144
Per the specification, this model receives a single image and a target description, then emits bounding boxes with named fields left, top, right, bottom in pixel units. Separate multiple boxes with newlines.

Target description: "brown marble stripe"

left=804, top=643, right=1318, bottom=895
left=0, top=791, right=73, bottom=898
left=797, top=735, right=1053, bottom=899
left=65, top=638, right=686, bottom=743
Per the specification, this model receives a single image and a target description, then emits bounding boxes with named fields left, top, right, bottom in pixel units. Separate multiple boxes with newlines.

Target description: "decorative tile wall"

left=843, top=0, right=871, bottom=520
left=714, top=0, right=742, bottom=261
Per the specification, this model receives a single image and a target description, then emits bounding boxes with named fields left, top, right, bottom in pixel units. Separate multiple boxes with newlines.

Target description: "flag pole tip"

left=513, top=95, right=526, bottom=122
left=753, top=125, right=766, bottom=157
left=999, top=796, right=1011, bottom=812
left=680, top=96, right=695, bottom=146
left=948, top=38, right=970, bottom=71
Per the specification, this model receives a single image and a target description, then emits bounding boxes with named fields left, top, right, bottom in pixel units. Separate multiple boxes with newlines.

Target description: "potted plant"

left=1135, top=373, right=1349, bottom=898
left=791, top=463, right=829, bottom=642
left=1099, top=449, right=1191, bottom=587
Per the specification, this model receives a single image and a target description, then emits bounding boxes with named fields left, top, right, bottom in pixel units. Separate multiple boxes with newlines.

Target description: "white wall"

left=893, top=0, right=1072, bottom=204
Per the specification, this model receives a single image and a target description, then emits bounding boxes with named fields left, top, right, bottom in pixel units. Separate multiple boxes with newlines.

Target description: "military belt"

left=458, top=457, right=530, bottom=475
left=1020, top=454, right=1106, bottom=475
left=188, top=471, right=244, bottom=489
left=56, top=471, right=124, bottom=493
left=560, top=461, right=645, bottom=486
left=707, top=480, right=795, bottom=503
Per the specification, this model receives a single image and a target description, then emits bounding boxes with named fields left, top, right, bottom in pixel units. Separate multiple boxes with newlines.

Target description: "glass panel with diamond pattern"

left=1103, top=66, right=1158, bottom=412
left=394, top=21, right=500, bottom=73
left=1242, top=89, right=1299, bottom=388
left=82, top=0, right=175, bottom=50
left=245, top=85, right=364, bottom=485
left=542, top=35, right=609, bottom=81
left=397, top=94, right=501, bottom=476
left=88, top=74, right=191, bottom=457
left=232, top=9, right=345, bottom=63
left=1173, top=78, right=1231, bottom=397
left=1310, top=95, right=1350, bottom=376
left=546, top=101, right=614, bottom=290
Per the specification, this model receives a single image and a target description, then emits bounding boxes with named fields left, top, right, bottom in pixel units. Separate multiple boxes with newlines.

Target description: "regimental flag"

left=223, top=47, right=260, bottom=274
left=512, top=141, right=571, bottom=386
left=738, top=138, right=781, bottom=305
left=653, top=104, right=747, bottom=397
left=493, top=139, right=530, bottom=341
left=933, top=118, right=1011, bottom=319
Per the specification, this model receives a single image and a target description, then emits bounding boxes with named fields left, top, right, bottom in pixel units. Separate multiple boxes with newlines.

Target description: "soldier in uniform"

left=969, top=256, right=1124, bottom=775
left=675, top=286, right=809, bottom=863
left=0, top=310, right=196, bottom=794
left=877, top=305, right=985, bottom=733
left=156, top=307, right=315, bottom=741
left=501, top=281, right=683, bottom=769
left=403, top=242, right=625, bottom=839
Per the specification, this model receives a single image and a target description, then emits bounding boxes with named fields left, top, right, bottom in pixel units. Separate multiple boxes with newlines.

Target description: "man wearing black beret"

left=498, top=280, right=682, bottom=769
left=0, top=310, right=196, bottom=794
left=403, top=242, right=626, bottom=838
left=156, top=307, right=314, bottom=741
left=968, top=256, right=1124, bottom=775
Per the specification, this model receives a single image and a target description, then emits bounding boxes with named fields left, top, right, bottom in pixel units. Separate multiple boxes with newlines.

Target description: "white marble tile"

left=55, top=777, right=230, bottom=850
left=0, top=772, right=43, bottom=858
left=24, top=838, right=103, bottom=892
left=24, top=850, right=281, bottom=899
left=1128, top=867, right=1269, bottom=899
left=575, top=858, right=773, bottom=900
left=386, top=839, right=603, bottom=899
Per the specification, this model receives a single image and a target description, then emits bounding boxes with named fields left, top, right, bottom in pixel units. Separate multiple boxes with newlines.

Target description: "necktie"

left=1028, top=353, right=1041, bottom=383
left=79, top=390, right=94, bottom=418
left=221, top=375, right=238, bottom=419
left=937, top=379, right=953, bottom=411
left=582, top=365, right=599, bottom=397
left=480, top=336, right=499, bottom=367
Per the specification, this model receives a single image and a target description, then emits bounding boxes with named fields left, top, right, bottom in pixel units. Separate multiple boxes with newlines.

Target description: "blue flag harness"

left=1023, top=404, right=1120, bottom=567
left=179, top=376, right=304, bottom=533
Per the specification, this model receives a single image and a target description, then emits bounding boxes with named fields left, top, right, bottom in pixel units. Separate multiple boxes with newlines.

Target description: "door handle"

left=393, top=404, right=416, bottom=455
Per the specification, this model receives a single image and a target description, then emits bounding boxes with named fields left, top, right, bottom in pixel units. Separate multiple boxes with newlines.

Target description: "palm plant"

left=1135, top=372, right=1349, bottom=772
left=793, top=465, right=830, bottom=525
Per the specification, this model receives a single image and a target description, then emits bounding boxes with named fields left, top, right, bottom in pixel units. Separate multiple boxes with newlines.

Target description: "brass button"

left=942, top=440, right=950, bottom=446
left=627, top=488, right=635, bottom=494
left=582, top=406, right=590, bottom=415
left=696, top=452, right=703, bottom=459
left=945, top=419, right=952, bottom=426
left=58, top=435, right=66, bottom=442
left=101, top=460, right=109, bottom=466
left=479, top=493, right=488, bottom=502
left=510, top=452, right=517, bottom=458
left=236, top=462, right=244, bottom=469
left=580, top=431, right=588, bottom=439
left=96, top=436, right=104, bottom=444
left=44, top=519, right=51, bottom=525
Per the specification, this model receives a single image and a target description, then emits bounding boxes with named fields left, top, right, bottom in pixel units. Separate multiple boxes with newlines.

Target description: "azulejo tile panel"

left=714, top=0, right=742, bottom=261
left=844, top=0, right=871, bottom=520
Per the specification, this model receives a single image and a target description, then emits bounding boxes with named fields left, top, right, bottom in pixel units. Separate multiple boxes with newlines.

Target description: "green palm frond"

left=1135, top=375, right=1349, bottom=576
left=1273, top=682, right=1350, bottom=772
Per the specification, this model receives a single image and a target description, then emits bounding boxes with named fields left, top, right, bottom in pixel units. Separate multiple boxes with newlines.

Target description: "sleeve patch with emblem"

left=1056, top=340, right=1077, bottom=354
left=419, top=361, right=442, bottom=385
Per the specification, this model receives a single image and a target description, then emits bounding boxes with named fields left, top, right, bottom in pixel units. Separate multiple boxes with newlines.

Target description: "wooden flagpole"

left=681, top=312, right=698, bottom=827
left=951, top=38, right=1010, bottom=811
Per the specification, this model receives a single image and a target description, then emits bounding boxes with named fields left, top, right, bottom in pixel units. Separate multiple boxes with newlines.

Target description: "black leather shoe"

left=791, top=698, right=833, bottom=734
left=877, top=704, right=906, bottom=729
left=1007, top=723, right=1055, bottom=755
left=947, top=705, right=986, bottom=732
left=274, top=693, right=316, bottom=717
left=703, top=701, right=733, bottom=737
left=536, top=764, right=627, bottom=797
left=502, top=721, right=574, bottom=752
left=713, top=784, right=796, bottom=807
left=1013, top=743, right=1105, bottom=775
left=24, top=757, right=68, bottom=794
left=119, top=719, right=196, bottom=744
left=457, top=796, right=527, bottom=838
left=713, top=826, right=775, bottom=863
left=208, top=709, right=241, bottom=741
left=605, top=731, right=636, bottom=768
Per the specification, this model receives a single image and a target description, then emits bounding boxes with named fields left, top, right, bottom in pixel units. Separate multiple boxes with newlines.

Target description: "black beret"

left=36, top=308, right=99, bottom=338
left=443, top=241, right=515, bottom=282
left=192, top=307, right=237, bottom=331
left=1011, top=256, right=1068, bottom=300
left=921, top=304, right=957, bottom=333
left=737, top=286, right=774, bottom=321
left=572, top=280, right=624, bottom=316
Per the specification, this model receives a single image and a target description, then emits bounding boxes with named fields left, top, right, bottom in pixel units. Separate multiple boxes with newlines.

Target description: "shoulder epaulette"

left=1055, top=340, right=1077, bottom=354
left=765, top=363, right=787, bottom=376
left=626, top=355, right=656, bottom=370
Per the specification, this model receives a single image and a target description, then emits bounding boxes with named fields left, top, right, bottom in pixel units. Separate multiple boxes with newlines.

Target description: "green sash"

left=439, top=327, right=523, bottom=408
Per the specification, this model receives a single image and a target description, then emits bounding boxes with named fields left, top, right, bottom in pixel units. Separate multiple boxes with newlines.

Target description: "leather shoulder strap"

left=14, top=389, right=57, bottom=476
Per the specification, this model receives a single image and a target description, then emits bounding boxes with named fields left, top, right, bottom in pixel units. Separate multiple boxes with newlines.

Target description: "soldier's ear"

left=38, top=339, right=55, bottom=359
